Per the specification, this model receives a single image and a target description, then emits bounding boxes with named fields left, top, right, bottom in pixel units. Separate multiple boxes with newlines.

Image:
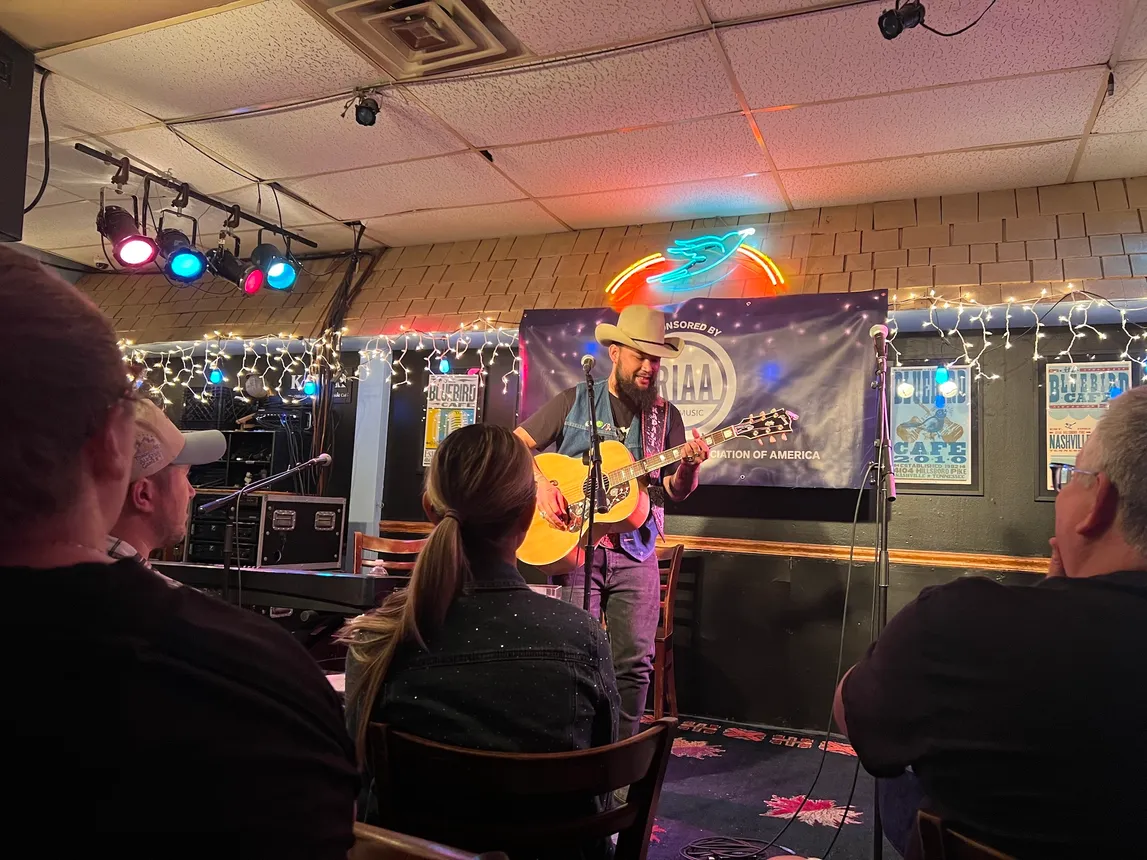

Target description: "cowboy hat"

left=595, top=305, right=683, bottom=359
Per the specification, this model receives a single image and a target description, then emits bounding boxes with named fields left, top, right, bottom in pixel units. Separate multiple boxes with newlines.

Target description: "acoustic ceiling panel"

left=26, top=140, right=141, bottom=201
left=230, top=221, right=381, bottom=254
left=42, top=0, right=383, bottom=120
left=50, top=244, right=104, bottom=266
left=1074, top=132, right=1147, bottom=183
left=286, top=152, right=526, bottom=220
left=1122, top=2, right=1147, bottom=61
left=720, top=0, right=1125, bottom=108
left=214, top=183, right=341, bottom=229
left=364, top=199, right=564, bottom=246
left=541, top=173, right=785, bottom=229
left=1092, top=63, right=1147, bottom=135
left=493, top=114, right=767, bottom=198
left=21, top=200, right=102, bottom=250
left=756, top=68, right=1105, bottom=170
left=781, top=140, right=1078, bottom=209
left=24, top=174, right=83, bottom=209
left=483, top=0, right=702, bottom=55
left=413, top=34, right=739, bottom=147
left=179, top=91, right=466, bottom=180
left=102, top=127, right=255, bottom=195
left=704, top=0, right=828, bottom=20
left=31, top=74, right=155, bottom=143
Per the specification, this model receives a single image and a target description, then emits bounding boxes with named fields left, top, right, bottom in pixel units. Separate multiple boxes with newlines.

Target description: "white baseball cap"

left=132, top=399, right=227, bottom=481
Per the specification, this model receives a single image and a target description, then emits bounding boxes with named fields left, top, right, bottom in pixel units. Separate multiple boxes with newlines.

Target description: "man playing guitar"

left=514, top=305, right=710, bottom=739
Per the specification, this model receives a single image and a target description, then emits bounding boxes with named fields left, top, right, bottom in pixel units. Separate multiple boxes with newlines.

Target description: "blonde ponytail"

left=339, top=423, right=536, bottom=763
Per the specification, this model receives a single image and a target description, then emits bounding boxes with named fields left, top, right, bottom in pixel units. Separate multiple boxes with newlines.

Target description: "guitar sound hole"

left=581, top=475, right=612, bottom=500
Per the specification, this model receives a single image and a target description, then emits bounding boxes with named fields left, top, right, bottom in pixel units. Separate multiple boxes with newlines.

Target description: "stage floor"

left=646, top=715, right=894, bottom=860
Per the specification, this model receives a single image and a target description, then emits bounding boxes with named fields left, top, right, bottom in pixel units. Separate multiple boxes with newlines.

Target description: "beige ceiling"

left=13, top=0, right=1147, bottom=263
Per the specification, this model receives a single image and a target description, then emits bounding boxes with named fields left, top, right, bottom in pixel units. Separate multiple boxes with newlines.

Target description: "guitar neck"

left=606, top=424, right=742, bottom=486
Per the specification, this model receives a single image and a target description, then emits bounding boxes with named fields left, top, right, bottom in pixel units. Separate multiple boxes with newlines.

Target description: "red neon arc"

left=604, top=244, right=786, bottom=308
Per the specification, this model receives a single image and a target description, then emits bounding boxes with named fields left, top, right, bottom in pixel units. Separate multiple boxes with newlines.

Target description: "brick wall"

left=76, top=176, right=1147, bottom=341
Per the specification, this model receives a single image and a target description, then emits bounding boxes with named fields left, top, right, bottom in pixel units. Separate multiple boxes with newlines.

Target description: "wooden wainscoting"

left=378, top=521, right=1047, bottom=575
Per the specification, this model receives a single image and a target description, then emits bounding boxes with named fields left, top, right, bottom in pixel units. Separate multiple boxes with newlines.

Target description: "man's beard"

left=614, top=367, right=659, bottom=413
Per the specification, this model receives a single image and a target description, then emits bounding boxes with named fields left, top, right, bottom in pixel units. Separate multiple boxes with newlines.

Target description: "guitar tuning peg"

left=769, top=436, right=777, bottom=444
left=780, top=433, right=788, bottom=441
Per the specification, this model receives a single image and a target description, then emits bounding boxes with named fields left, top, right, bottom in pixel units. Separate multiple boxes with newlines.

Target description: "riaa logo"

left=657, top=332, right=737, bottom=434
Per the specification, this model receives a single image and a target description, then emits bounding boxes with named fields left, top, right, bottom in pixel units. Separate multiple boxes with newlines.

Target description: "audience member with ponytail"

left=341, top=424, right=619, bottom=847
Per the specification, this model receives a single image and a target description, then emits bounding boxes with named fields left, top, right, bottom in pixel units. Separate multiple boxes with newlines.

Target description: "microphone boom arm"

left=197, top=455, right=331, bottom=514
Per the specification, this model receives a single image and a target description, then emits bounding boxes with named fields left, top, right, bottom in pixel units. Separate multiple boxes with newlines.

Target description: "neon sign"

left=604, top=227, right=786, bottom=309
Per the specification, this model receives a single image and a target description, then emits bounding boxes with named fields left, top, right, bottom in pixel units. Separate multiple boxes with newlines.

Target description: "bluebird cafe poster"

left=423, top=374, right=480, bottom=466
left=891, top=365, right=973, bottom=486
left=519, top=293, right=887, bottom=490
left=1044, top=361, right=1132, bottom=491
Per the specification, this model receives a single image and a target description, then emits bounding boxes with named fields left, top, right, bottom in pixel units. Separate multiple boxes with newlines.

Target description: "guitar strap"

left=642, top=397, right=669, bottom=538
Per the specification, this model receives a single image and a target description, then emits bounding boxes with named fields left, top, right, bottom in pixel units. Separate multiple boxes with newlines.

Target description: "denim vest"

left=556, top=381, right=664, bottom=562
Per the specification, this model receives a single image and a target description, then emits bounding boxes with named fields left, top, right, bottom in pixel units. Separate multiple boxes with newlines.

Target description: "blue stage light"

left=169, top=248, right=206, bottom=280
left=252, top=243, right=298, bottom=290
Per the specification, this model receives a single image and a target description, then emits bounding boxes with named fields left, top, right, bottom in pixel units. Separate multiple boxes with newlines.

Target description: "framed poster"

left=423, top=374, right=481, bottom=466
left=890, top=364, right=982, bottom=495
left=1038, top=360, right=1134, bottom=498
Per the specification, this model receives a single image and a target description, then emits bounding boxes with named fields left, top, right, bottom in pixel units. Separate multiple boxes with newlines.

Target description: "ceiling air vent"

left=302, top=0, right=527, bottom=80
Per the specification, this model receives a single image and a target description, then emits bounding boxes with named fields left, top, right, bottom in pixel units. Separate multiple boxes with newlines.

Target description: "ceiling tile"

left=758, top=68, right=1103, bottom=170
left=781, top=141, right=1078, bottom=209
left=31, top=73, right=156, bottom=143
left=49, top=245, right=105, bottom=266
left=25, top=174, right=83, bottom=209
left=542, top=174, right=785, bottom=229
left=705, top=0, right=832, bottom=20
left=26, top=139, right=150, bottom=202
left=285, top=153, right=526, bottom=221
left=231, top=222, right=379, bottom=255
left=101, top=127, right=254, bottom=194
left=21, top=200, right=102, bottom=250
left=494, top=114, right=766, bottom=197
left=365, top=200, right=564, bottom=246
left=720, top=0, right=1125, bottom=107
left=214, top=184, right=339, bottom=229
left=179, top=91, right=465, bottom=180
left=42, top=0, right=383, bottom=120
left=413, top=34, right=739, bottom=147
left=1121, top=1, right=1147, bottom=61
left=483, top=0, right=701, bottom=55
left=1092, top=62, right=1147, bottom=134
left=1074, top=132, right=1147, bottom=182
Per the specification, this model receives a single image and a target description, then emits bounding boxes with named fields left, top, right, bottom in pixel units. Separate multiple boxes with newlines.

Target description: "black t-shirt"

left=842, top=570, right=1147, bottom=858
left=520, top=385, right=686, bottom=478
left=6, top=559, right=359, bottom=857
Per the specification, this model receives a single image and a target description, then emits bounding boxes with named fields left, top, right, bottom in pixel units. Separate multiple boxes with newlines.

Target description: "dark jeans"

left=879, top=771, right=927, bottom=859
left=555, top=545, right=659, bottom=739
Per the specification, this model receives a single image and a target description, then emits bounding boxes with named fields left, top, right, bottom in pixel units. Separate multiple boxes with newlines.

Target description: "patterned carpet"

left=646, top=716, right=888, bottom=860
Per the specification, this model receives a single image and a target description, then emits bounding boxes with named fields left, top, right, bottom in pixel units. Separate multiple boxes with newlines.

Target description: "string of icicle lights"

left=356, top=319, right=521, bottom=394
left=120, top=319, right=522, bottom=403
left=886, top=287, right=1147, bottom=382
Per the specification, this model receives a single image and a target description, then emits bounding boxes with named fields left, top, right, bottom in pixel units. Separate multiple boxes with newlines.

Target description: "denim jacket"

left=346, top=559, right=620, bottom=857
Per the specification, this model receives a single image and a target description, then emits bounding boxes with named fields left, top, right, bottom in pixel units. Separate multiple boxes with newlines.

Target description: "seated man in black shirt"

left=0, top=246, right=358, bottom=857
left=834, top=385, right=1147, bottom=859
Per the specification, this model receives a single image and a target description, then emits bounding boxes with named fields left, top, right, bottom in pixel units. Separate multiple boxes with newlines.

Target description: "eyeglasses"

left=1050, top=462, right=1099, bottom=491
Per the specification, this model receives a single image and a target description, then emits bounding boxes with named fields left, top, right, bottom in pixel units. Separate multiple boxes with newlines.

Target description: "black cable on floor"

left=677, top=463, right=877, bottom=860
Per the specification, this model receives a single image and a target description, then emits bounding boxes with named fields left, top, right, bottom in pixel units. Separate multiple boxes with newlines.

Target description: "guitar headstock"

left=731, top=408, right=798, bottom=443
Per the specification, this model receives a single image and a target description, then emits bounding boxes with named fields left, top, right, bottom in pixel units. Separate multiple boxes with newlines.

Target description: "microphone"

left=581, top=354, right=595, bottom=373
left=869, top=323, right=889, bottom=355
left=313, top=453, right=332, bottom=467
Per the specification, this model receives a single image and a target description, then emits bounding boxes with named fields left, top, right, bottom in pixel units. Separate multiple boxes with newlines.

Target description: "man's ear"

left=129, top=477, right=156, bottom=514
left=86, top=401, right=134, bottom=484
left=1077, top=473, right=1120, bottom=538
left=608, top=344, right=621, bottom=364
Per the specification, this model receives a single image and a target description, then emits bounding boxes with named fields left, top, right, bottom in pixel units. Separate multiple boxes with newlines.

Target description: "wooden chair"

left=366, top=718, right=677, bottom=860
left=653, top=544, right=684, bottom=719
left=917, top=810, right=1017, bottom=860
left=350, top=822, right=509, bottom=860
left=353, top=531, right=427, bottom=574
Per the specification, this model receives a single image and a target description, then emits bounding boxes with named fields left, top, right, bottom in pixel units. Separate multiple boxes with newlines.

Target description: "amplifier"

left=184, top=491, right=347, bottom=570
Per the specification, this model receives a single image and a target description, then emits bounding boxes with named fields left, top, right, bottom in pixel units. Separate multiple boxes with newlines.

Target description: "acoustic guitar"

left=517, top=409, right=797, bottom=574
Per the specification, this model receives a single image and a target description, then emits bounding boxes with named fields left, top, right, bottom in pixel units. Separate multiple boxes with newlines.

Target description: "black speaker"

left=0, top=30, right=34, bottom=243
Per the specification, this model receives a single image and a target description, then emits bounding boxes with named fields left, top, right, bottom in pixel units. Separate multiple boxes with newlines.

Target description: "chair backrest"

left=354, top=531, right=427, bottom=574
left=655, top=544, right=684, bottom=639
left=367, top=718, right=678, bottom=860
left=350, top=822, right=509, bottom=860
left=917, top=810, right=1017, bottom=860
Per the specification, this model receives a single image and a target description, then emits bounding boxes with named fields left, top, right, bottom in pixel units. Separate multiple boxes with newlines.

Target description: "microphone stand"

left=581, top=365, right=609, bottom=614
left=199, top=455, right=331, bottom=605
left=869, top=331, right=896, bottom=860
